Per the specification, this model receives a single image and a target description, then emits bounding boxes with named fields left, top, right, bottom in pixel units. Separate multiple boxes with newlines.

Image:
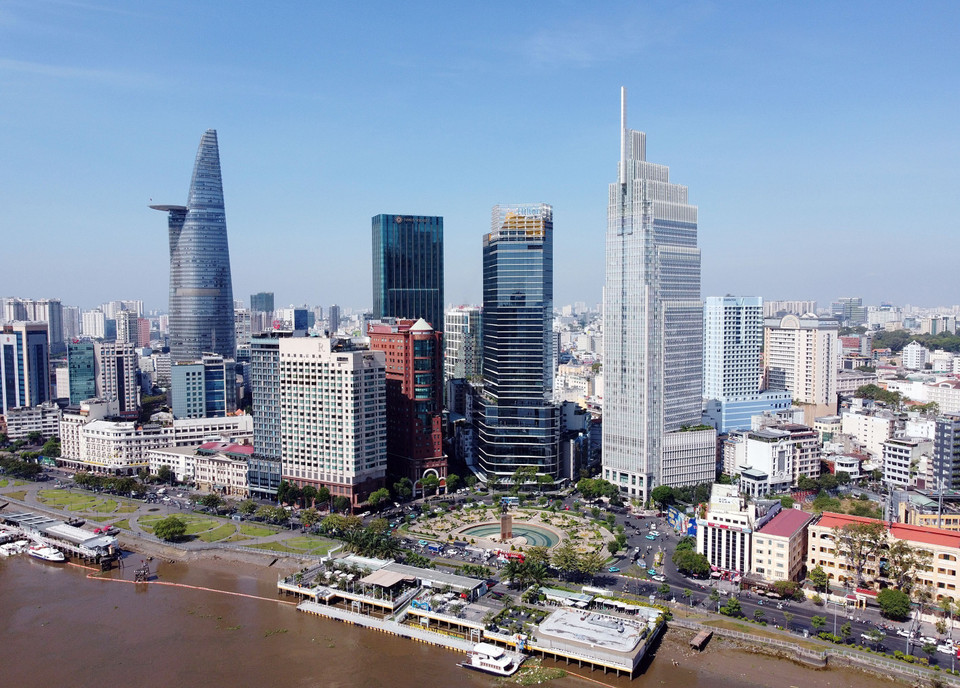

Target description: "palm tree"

left=526, top=562, right=550, bottom=588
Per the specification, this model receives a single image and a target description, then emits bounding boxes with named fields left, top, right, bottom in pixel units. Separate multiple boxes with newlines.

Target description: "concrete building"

left=3, top=401, right=61, bottom=441
left=94, top=340, right=140, bottom=419
left=933, top=415, right=960, bottom=490
left=902, top=341, right=931, bottom=371
left=840, top=410, right=896, bottom=458
left=926, top=380, right=960, bottom=416
left=443, top=305, right=482, bottom=385
left=249, top=331, right=298, bottom=499
left=81, top=309, right=105, bottom=339
left=882, top=436, right=932, bottom=487
left=763, top=300, right=817, bottom=318
left=750, top=508, right=814, bottom=582
left=696, top=483, right=781, bottom=576
left=279, top=335, right=387, bottom=508
left=193, top=441, right=252, bottom=496
left=0, top=322, right=51, bottom=415
left=764, top=313, right=839, bottom=423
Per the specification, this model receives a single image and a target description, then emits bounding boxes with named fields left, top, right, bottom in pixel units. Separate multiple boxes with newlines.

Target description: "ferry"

left=0, top=540, right=29, bottom=556
left=27, top=544, right=66, bottom=562
left=459, top=643, right=521, bottom=676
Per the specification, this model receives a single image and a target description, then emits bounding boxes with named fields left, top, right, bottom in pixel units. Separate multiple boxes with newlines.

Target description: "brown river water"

left=0, top=553, right=902, bottom=688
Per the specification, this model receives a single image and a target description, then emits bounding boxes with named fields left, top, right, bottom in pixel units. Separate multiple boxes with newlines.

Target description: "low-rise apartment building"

left=750, top=508, right=814, bottom=582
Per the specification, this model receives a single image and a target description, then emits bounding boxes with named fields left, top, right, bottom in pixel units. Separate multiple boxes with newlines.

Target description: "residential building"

left=234, top=308, right=252, bottom=347
left=115, top=310, right=137, bottom=345
left=371, top=213, right=444, bottom=332
left=279, top=335, right=387, bottom=508
left=368, top=318, right=446, bottom=486
left=249, top=332, right=295, bottom=499
left=763, top=300, right=816, bottom=318
left=151, top=129, right=236, bottom=363
left=94, top=340, right=140, bottom=419
left=831, top=297, right=867, bottom=325
left=882, top=436, right=932, bottom=487
left=81, top=309, right=105, bottom=339
left=444, top=305, right=482, bottom=384
left=3, top=401, right=61, bottom=441
left=933, top=415, right=960, bottom=490
left=814, top=415, right=842, bottom=443
left=764, top=313, right=839, bottom=423
left=902, top=341, right=930, bottom=371
left=327, top=304, right=341, bottom=334
left=602, top=87, right=713, bottom=501
left=62, top=305, right=81, bottom=341
left=841, top=410, right=895, bottom=457
left=477, top=203, right=560, bottom=483
left=926, top=380, right=960, bottom=416
left=67, top=340, right=97, bottom=405
left=171, top=353, right=237, bottom=419
left=0, top=322, right=50, bottom=415
left=751, top=508, right=814, bottom=582
left=807, top=512, right=960, bottom=602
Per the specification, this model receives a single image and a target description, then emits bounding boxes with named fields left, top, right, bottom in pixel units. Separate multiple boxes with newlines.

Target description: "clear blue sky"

left=2, top=1, right=958, bottom=313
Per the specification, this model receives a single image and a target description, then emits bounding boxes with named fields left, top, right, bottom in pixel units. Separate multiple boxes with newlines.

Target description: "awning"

left=360, top=570, right=415, bottom=588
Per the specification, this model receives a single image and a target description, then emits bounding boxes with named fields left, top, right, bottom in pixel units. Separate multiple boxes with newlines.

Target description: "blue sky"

left=2, top=1, right=958, bottom=314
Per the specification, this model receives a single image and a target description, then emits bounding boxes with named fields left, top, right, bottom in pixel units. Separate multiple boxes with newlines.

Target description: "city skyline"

left=2, top=2, right=957, bottom=311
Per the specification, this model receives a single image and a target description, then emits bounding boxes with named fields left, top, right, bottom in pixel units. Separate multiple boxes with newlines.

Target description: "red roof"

left=756, top=508, right=814, bottom=538
left=198, top=441, right=254, bottom=456
left=816, top=512, right=960, bottom=549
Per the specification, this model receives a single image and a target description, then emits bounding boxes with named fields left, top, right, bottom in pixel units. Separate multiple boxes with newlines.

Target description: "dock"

left=690, top=630, right=713, bottom=650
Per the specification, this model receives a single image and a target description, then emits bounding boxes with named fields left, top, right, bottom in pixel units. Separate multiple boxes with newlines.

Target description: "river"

left=0, top=553, right=901, bottom=688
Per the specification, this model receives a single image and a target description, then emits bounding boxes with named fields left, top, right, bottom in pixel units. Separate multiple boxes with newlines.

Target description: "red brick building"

left=368, top=318, right=446, bottom=485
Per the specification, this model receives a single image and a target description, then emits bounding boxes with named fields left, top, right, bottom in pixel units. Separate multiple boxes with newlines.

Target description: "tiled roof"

left=756, top=508, right=814, bottom=538
left=816, top=511, right=960, bottom=549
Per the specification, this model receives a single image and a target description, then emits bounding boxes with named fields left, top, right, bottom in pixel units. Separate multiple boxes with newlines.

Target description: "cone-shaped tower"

left=152, top=130, right=236, bottom=363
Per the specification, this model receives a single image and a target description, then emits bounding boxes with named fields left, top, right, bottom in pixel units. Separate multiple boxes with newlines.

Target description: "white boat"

left=27, top=544, right=66, bottom=562
left=0, top=541, right=25, bottom=556
left=459, top=643, right=521, bottom=676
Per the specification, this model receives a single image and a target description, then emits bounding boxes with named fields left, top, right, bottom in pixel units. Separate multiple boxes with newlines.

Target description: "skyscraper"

left=152, top=130, right=236, bottom=363
left=764, top=313, right=839, bottom=423
left=477, top=204, right=559, bottom=482
left=602, top=88, right=714, bottom=502
left=444, top=305, right=482, bottom=383
left=94, top=340, right=139, bottom=419
left=371, top=214, right=444, bottom=331
left=250, top=292, right=274, bottom=314
left=0, top=322, right=50, bottom=414
left=67, top=340, right=96, bottom=405
left=327, top=304, right=341, bottom=335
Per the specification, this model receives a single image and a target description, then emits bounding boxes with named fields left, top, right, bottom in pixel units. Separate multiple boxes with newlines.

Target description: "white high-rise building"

left=602, top=87, right=714, bottom=502
left=704, top=296, right=764, bottom=399
left=82, top=309, right=106, bottom=339
left=279, top=335, right=387, bottom=508
left=444, top=305, right=482, bottom=383
left=764, top=313, right=839, bottom=423
left=94, top=340, right=140, bottom=419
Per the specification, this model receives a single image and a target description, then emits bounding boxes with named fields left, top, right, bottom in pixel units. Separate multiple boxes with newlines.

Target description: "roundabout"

left=458, top=521, right=561, bottom=548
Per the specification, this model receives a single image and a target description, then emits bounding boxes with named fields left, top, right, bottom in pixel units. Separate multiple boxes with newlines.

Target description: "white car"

left=938, top=644, right=956, bottom=655
left=896, top=628, right=911, bottom=638
left=652, top=574, right=666, bottom=582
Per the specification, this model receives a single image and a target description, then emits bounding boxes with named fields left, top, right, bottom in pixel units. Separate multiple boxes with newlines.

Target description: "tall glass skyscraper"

left=67, top=340, right=96, bottom=405
left=602, top=88, right=713, bottom=502
left=152, top=130, right=236, bottom=363
left=477, top=204, right=559, bottom=482
left=371, top=214, right=444, bottom=331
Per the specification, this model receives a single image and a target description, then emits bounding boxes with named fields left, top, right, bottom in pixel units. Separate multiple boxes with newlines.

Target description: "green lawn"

left=91, top=499, right=119, bottom=513
left=13, top=480, right=27, bottom=486
left=116, top=505, right=139, bottom=514
left=279, top=536, right=337, bottom=555
left=197, top=523, right=237, bottom=542
left=239, top=523, right=277, bottom=538
left=247, top=542, right=301, bottom=553
left=112, top=519, right=131, bottom=531
left=0, top=479, right=8, bottom=488
left=5, top=490, right=27, bottom=501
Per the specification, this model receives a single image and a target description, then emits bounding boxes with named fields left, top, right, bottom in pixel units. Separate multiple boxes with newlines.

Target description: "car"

left=921, top=636, right=937, bottom=645
left=938, top=644, right=956, bottom=655
left=563, top=505, right=570, bottom=510
left=650, top=531, right=661, bottom=537
left=633, top=547, right=640, bottom=555
left=653, top=574, right=667, bottom=582
left=638, top=560, right=646, bottom=568
left=647, top=569, right=657, bottom=576
left=645, top=534, right=657, bottom=540
left=896, top=628, right=912, bottom=638
left=607, top=566, right=620, bottom=573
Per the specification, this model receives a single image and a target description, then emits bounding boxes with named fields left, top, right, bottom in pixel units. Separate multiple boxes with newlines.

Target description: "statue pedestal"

left=500, top=513, right=513, bottom=540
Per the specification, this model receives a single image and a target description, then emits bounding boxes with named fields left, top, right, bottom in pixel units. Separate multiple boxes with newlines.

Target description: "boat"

left=0, top=541, right=25, bottom=556
left=27, top=544, right=66, bottom=562
left=458, top=643, right=522, bottom=676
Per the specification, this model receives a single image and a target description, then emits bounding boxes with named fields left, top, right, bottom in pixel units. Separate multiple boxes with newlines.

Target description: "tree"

left=444, top=473, right=460, bottom=493
left=783, top=611, right=794, bottom=630
left=420, top=473, right=440, bottom=497
left=27, top=431, right=43, bottom=444
left=332, top=496, right=351, bottom=513
left=367, top=487, right=390, bottom=509
left=754, top=609, right=765, bottom=622
left=877, top=587, right=912, bottom=620
left=650, top=485, right=675, bottom=509
left=809, top=565, right=828, bottom=592
left=316, top=486, right=331, bottom=506
left=486, top=474, right=501, bottom=496
left=720, top=598, right=742, bottom=617
left=198, top=493, right=224, bottom=513
left=923, top=642, right=937, bottom=658
left=779, top=495, right=795, bottom=509
left=154, top=515, right=187, bottom=541
left=536, top=474, right=555, bottom=492
left=607, top=540, right=621, bottom=555
left=818, top=473, right=839, bottom=491
left=709, top=589, right=721, bottom=604
left=526, top=562, right=550, bottom=587
left=40, top=437, right=60, bottom=458
left=658, top=583, right=671, bottom=598
left=525, top=545, right=551, bottom=569
left=864, top=628, right=884, bottom=649
left=811, top=615, right=826, bottom=632
left=578, top=550, right=605, bottom=580
left=832, top=521, right=886, bottom=586
left=682, top=588, right=692, bottom=605
left=551, top=540, right=580, bottom=581
left=237, top=499, right=257, bottom=516
left=885, top=539, right=931, bottom=594
left=156, top=465, right=174, bottom=484
left=511, top=466, right=536, bottom=492
left=672, top=548, right=711, bottom=577
left=797, top=474, right=817, bottom=491
left=836, top=471, right=851, bottom=486
left=301, top=485, right=318, bottom=507
left=392, top=477, right=413, bottom=501
left=840, top=621, right=852, bottom=642
left=300, top=508, right=321, bottom=529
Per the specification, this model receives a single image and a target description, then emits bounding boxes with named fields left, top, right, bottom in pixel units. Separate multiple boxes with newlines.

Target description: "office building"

left=477, top=204, right=559, bottom=482
left=152, top=129, right=236, bottom=363
left=444, top=305, right=482, bottom=384
left=696, top=483, right=781, bottom=576
left=250, top=292, right=274, bottom=314
left=279, top=335, right=386, bottom=507
left=602, top=87, right=714, bottom=502
left=235, top=308, right=252, bottom=347
left=371, top=214, right=444, bottom=331
left=94, top=340, right=140, bottom=419
left=933, top=415, right=960, bottom=490
left=368, top=318, right=446, bottom=485
left=62, top=306, right=81, bottom=341
left=171, top=353, right=236, bottom=420
left=328, top=304, right=341, bottom=334
left=116, top=310, right=137, bottom=345
left=0, top=322, right=51, bottom=414
left=1, top=298, right=64, bottom=355
left=764, top=313, right=839, bottom=423
left=67, top=340, right=97, bottom=405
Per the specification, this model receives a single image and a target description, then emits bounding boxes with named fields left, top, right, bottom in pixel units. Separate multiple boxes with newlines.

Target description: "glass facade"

left=477, top=204, right=559, bottom=481
left=249, top=334, right=283, bottom=497
left=371, top=214, right=444, bottom=332
left=250, top=292, right=274, bottom=313
left=68, top=341, right=97, bottom=405
left=0, top=323, right=50, bottom=414
left=602, top=88, right=707, bottom=501
left=152, top=130, right=236, bottom=364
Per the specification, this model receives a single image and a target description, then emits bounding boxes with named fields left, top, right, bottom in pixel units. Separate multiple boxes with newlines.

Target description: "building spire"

left=620, top=86, right=628, bottom=184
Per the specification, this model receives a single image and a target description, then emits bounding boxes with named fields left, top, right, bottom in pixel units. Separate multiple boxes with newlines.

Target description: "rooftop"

left=816, top=512, right=960, bottom=550
left=756, top=508, right=813, bottom=538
